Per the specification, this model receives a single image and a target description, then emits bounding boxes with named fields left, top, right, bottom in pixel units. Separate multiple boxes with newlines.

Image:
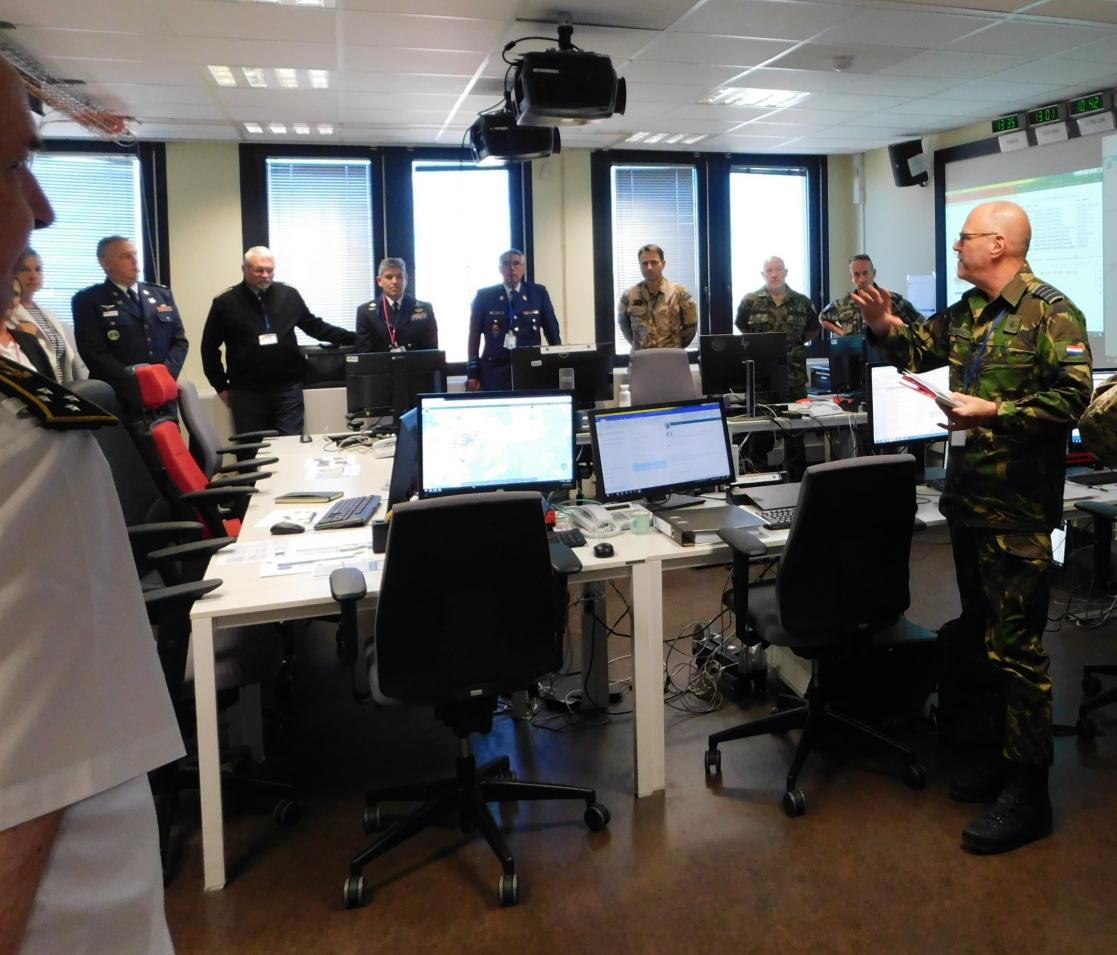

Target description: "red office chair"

left=135, top=364, right=270, bottom=537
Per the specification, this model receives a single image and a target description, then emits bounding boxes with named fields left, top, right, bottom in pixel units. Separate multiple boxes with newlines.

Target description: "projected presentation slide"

left=944, top=168, right=1102, bottom=329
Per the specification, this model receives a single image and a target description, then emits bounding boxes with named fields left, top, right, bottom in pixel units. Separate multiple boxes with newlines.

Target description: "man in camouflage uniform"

left=617, top=244, right=697, bottom=350
left=734, top=256, right=819, bottom=401
left=856, top=200, right=1092, bottom=855
left=820, top=254, right=922, bottom=336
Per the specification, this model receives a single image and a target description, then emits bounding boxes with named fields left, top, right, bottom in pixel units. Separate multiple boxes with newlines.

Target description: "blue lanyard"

left=963, top=306, right=1007, bottom=392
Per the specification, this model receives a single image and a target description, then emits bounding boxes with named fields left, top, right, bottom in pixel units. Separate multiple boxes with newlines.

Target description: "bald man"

left=856, top=200, right=1092, bottom=855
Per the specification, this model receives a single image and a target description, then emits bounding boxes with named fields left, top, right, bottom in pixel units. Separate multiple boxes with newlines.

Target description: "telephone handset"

left=565, top=502, right=619, bottom=537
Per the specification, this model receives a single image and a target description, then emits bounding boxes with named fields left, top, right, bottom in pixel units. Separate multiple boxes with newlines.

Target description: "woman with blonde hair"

left=12, top=247, right=88, bottom=383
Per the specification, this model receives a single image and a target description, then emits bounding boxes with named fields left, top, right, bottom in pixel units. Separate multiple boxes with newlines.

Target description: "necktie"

left=127, top=288, right=139, bottom=307
left=392, top=301, right=400, bottom=319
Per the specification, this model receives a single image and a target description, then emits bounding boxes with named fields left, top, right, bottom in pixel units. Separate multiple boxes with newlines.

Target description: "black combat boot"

left=949, top=751, right=1007, bottom=803
left=960, top=764, right=1051, bottom=854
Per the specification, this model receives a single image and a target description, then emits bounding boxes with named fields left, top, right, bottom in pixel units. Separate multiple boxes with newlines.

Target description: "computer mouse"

left=593, top=542, right=615, bottom=558
left=270, top=520, right=305, bottom=535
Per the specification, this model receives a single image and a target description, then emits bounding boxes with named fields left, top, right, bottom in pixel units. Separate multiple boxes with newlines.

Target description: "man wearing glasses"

left=855, top=200, right=1092, bottom=855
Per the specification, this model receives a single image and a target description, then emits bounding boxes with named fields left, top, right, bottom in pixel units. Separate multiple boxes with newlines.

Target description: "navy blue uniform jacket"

left=467, top=282, right=561, bottom=390
left=72, top=279, right=188, bottom=411
left=354, top=294, right=438, bottom=353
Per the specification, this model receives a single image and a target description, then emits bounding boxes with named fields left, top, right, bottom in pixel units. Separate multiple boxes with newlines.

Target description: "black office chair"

left=177, top=378, right=279, bottom=479
left=705, top=454, right=931, bottom=816
left=1071, top=500, right=1117, bottom=737
left=329, top=491, right=609, bottom=909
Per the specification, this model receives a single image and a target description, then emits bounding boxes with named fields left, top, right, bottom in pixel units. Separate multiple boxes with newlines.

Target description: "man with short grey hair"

left=201, top=245, right=355, bottom=434
left=355, top=257, right=437, bottom=353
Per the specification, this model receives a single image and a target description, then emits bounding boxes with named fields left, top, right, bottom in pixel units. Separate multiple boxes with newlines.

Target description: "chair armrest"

left=128, top=521, right=206, bottom=552
left=549, top=541, right=583, bottom=577
left=1075, top=500, right=1117, bottom=522
left=330, top=567, right=368, bottom=670
left=148, top=537, right=234, bottom=563
left=214, top=456, right=280, bottom=474
left=147, top=537, right=234, bottom=584
left=330, top=566, right=367, bottom=603
left=215, top=440, right=272, bottom=456
left=182, top=486, right=258, bottom=505
left=142, top=578, right=223, bottom=621
left=717, top=525, right=768, bottom=557
left=228, top=429, right=279, bottom=442
left=206, top=470, right=273, bottom=489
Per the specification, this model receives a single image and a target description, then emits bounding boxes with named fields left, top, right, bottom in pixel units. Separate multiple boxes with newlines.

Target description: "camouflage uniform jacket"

left=1078, top=374, right=1117, bottom=467
left=876, top=266, right=1092, bottom=531
left=822, top=285, right=922, bottom=335
left=617, top=278, right=698, bottom=350
left=734, top=286, right=820, bottom=400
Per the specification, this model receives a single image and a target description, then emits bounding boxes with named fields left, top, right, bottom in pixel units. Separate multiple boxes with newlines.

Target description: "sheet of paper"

left=305, top=455, right=359, bottom=479
left=214, top=540, right=271, bottom=564
left=258, top=531, right=375, bottom=577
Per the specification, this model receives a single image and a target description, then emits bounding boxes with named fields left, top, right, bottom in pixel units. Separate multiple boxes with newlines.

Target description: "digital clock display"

left=992, top=113, right=1022, bottom=134
left=1070, top=92, right=1108, bottom=117
left=1026, top=104, right=1063, bottom=126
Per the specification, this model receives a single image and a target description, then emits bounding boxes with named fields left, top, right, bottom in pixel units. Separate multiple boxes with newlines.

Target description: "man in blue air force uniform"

left=355, top=257, right=438, bottom=353
left=71, top=235, right=187, bottom=417
left=466, top=248, right=561, bottom=391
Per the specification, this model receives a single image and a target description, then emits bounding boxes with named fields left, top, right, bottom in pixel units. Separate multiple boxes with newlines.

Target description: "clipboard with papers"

left=898, top=370, right=961, bottom=409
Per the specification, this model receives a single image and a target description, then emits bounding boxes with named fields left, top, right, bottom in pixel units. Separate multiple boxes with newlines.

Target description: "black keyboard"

left=759, top=506, right=795, bottom=530
left=553, top=528, right=587, bottom=548
left=1068, top=469, right=1117, bottom=488
left=314, top=494, right=381, bottom=530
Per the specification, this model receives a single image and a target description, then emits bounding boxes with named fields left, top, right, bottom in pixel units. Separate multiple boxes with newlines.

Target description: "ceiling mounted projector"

left=510, top=49, right=626, bottom=126
left=469, top=110, right=561, bottom=164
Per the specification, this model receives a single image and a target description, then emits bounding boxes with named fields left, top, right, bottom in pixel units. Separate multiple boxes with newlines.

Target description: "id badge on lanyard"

left=953, top=306, right=1008, bottom=447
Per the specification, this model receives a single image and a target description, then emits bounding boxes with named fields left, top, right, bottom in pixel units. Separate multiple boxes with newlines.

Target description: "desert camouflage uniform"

left=617, top=278, right=697, bottom=351
left=734, top=286, right=819, bottom=401
left=821, top=284, right=922, bottom=336
left=877, top=266, right=1092, bottom=766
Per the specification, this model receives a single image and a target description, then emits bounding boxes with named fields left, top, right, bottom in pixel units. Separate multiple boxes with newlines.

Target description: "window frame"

left=239, top=144, right=531, bottom=375
left=36, top=139, right=170, bottom=288
left=591, top=149, right=828, bottom=363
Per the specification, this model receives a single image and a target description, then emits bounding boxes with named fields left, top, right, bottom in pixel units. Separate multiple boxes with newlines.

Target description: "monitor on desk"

left=345, top=350, right=447, bottom=418
left=700, top=333, right=789, bottom=407
left=868, top=363, right=950, bottom=480
left=588, top=397, right=734, bottom=511
left=387, top=408, right=419, bottom=510
left=511, top=343, right=614, bottom=409
left=828, top=334, right=867, bottom=394
left=417, top=391, right=576, bottom=498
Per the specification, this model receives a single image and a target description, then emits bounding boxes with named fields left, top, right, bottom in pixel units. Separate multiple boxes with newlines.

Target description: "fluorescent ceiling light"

left=625, top=132, right=649, bottom=142
left=644, top=133, right=667, bottom=144
left=308, top=69, right=329, bottom=89
left=293, top=122, right=310, bottom=134
left=275, top=68, right=298, bottom=89
left=242, top=67, right=268, bottom=88
left=208, top=65, right=237, bottom=87
left=243, top=122, right=263, bottom=134
left=317, top=123, right=334, bottom=135
left=699, top=87, right=808, bottom=109
left=268, top=122, right=287, bottom=134
left=682, top=134, right=707, bottom=145
left=665, top=133, right=685, bottom=144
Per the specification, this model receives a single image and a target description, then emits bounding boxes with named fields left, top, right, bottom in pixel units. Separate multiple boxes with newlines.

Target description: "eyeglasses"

left=956, top=231, right=998, bottom=244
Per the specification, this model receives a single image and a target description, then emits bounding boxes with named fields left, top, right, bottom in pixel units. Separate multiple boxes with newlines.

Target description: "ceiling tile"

left=877, top=48, right=1034, bottom=78
left=618, top=60, right=749, bottom=87
left=947, top=20, right=1109, bottom=55
left=0, top=1, right=168, bottom=32
left=1028, top=0, right=1117, bottom=24
left=160, top=1, right=338, bottom=43
left=338, top=13, right=509, bottom=52
left=989, top=54, right=1117, bottom=86
left=636, top=33, right=793, bottom=67
left=769, top=42, right=926, bottom=74
left=673, top=0, right=861, bottom=41
left=342, top=47, right=486, bottom=75
left=812, top=7, right=998, bottom=49
left=513, top=1, right=700, bottom=32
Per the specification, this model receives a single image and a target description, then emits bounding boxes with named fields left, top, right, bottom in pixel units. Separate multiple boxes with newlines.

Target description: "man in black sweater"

left=201, top=246, right=355, bottom=434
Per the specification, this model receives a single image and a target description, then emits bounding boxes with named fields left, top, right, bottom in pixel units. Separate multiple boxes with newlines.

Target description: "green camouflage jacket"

left=734, top=286, right=819, bottom=400
left=822, top=285, right=922, bottom=335
left=877, top=267, right=1092, bottom=530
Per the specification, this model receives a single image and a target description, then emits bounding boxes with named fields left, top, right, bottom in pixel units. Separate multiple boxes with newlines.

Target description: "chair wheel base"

left=704, top=748, right=722, bottom=776
left=904, top=762, right=927, bottom=790
left=273, top=799, right=302, bottom=826
left=498, top=872, right=519, bottom=907
left=584, top=802, right=610, bottom=831
left=782, top=789, right=806, bottom=817
left=343, top=875, right=369, bottom=909
left=1082, top=675, right=1103, bottom=698
left=362, top=803, right=382, bottom=833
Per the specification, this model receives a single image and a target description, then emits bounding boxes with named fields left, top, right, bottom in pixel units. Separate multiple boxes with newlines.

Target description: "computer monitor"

left=828, top=334, right=867, bottom=393
left=345, top=350, right=447, bottom=418
left=386, top=408, right=418, bottom=511
left=588, top=397, right=735, bottom=510
left=417, top=391, right=576, bottom=498
left=699, top=333, right=789, bottom=407
left=510, top=342, right=614, bottom=409
left=1068, top=368, right=1116, bottom=461
left=868, top=363, right=951, bottom=447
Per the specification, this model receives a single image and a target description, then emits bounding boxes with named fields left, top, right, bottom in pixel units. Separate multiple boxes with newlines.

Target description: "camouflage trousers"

left=950, top=524, right=1054, bottom=766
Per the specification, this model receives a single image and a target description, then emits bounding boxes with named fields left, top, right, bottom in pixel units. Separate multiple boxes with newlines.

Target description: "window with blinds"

left=26, top=153, right=143, bottom=326
left=266, top=157, right=374, bottom=344
left=729, top=166, right=811, bottom=313
left=610, top=164, right=700, bottom=355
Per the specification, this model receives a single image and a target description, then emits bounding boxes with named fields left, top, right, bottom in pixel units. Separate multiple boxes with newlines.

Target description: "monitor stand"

left=643, top=492, right=706, bottom=512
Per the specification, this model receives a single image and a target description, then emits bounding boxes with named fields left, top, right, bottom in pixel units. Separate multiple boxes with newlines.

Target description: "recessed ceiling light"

left=665, top=133, right=685, bottom=144
left=682, top=134, right=707, bottom=145
left=308, top=70, right=329, bottom=89
left=644, top=133, right=667, bottom=144
left=243, top=122, right=263, bottom=134
left=699, top=87, right=808, bottom=109
left=268, top=122, right=287, bottom=134
left=208, top=65, right=237, bottom=87
left=242, top=67, right=268, bottom=89
left=275, top=68, right=299, bottom=89
left=317, top=123, right=334, bottom=135
left=625, top=132, right=649, bottom=143
left=293, top=122, right=310, bottom=134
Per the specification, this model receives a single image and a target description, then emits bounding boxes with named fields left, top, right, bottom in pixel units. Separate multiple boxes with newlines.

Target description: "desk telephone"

left=565, top=503, right=620, bottom=537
